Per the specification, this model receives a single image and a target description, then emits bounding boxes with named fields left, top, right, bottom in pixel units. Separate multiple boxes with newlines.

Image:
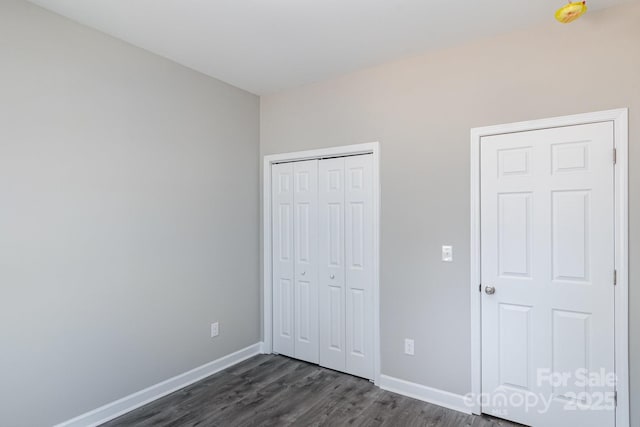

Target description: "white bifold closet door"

left=272, top=160, right=319, bottom=363
left=272, top=154, right=373, bottom=379
left=319, top=154, right=374, bottom=379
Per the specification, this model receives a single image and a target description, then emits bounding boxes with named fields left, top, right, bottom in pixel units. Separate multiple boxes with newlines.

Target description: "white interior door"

left=293, top=160, right=319, bottom=363
left=272, top=162, right=294, bottom=357
left=480, top=122, right=615, bottom=427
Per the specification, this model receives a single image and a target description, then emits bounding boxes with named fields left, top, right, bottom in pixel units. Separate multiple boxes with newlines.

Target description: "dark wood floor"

left=102, top=354, right=521, bottom=427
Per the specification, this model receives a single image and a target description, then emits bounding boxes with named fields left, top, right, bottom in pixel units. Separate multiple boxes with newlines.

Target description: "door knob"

left=330, top=274, right=335, bottom=280
left=301, top=271, right=306, bottom=276
left=485, top=286, right=496, bottom=295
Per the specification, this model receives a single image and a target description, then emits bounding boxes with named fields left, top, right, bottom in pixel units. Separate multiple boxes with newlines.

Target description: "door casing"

left=262, top=142, right=381, bottom=385
left=469, top=109, right=629, bottom=426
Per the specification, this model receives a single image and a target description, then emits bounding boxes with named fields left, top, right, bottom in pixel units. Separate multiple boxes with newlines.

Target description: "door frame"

left=262, top=142, right=381, bottom=384
left=469, top=109, right=629, bottom=426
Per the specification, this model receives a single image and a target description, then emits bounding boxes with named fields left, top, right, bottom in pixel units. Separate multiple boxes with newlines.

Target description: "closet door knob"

left=301, top=271, right=306, bottom=276
left=330, top=274, right=335, bottom=280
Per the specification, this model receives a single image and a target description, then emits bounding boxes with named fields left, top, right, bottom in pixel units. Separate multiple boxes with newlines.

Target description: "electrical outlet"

left=404, top=338, right=414, bottom=356
left=211, top=322, right=219, bottom=338
left=442, top=245, right=453, bottom=262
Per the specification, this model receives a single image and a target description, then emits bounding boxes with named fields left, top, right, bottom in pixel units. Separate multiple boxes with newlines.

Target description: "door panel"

left=329, top=285, right=343, bottom=350
left=293, top=160, right=319, bottom=363
left=319, top=157, right=346, bottom=372
left=350, top=289, right=365, bottom=356
left=551, top=309, right=590, bottom=399
left=272, top=163, right=294, bottom=357
left=480, top=122, right=615, bottom=427
left=498, top=303, right=532, bottom=390
left=498, top=192, right=532, bottom=278
left=344, top=154, right=374, bottom=379
left=552, top=190, right=590, bottom=282
left=278, top=279, right=292, bottom=338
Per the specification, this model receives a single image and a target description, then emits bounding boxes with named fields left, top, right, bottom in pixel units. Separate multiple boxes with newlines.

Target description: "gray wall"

left=261, top=2, right=639, bottom=423
left=0, top=1, right=260, bottom=426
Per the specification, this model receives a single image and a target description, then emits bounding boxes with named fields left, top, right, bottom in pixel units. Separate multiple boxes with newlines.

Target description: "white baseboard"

left=55, top=342, right=263, bottom=427
left=378, top=374, right=472, bottom=415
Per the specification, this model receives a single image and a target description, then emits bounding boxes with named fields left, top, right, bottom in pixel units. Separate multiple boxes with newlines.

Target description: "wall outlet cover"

left=211, top=322, right=219, bottom=338
left=404, top=338, right=415, bottom=356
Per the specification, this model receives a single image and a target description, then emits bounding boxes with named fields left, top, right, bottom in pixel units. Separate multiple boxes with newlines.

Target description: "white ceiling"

left=29, top=0, right=630, bottom=94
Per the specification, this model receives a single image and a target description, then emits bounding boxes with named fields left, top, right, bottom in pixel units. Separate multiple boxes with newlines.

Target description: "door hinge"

left=613, top=148, right=617, bottom=164
left=614, top=270, right=617, bottom=286
left=614, top=390, right=618, bottom=407
left=479, top=284, right=482, bottom=292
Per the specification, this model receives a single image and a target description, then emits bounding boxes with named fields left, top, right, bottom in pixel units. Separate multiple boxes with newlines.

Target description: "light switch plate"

left=442, top=245, right=453, bottom=262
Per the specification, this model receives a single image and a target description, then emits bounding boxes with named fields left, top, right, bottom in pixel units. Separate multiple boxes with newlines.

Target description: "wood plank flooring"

left=101, top=354, right=522, bottom=427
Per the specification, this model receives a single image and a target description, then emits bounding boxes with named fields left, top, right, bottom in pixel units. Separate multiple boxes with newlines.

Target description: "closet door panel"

left=293, top=160, right=319, bottom=363
left=319, top=157, right=346, bottom=372
left=345, top=154, right=374, bottom=379
left=272, top=162, right=295, bottom=357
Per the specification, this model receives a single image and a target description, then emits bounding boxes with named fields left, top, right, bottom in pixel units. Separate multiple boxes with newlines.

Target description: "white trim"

left=469, top=126, right=482, bottom=415
left=265, top=143, right=378, bottom=164
left=378, top=375, right=472, bottom=415
left=613, top=110, right=630, bottom=427
left=469, top=108, right=629, bottom=426
left=372, top=145, right=381, bottom=385
left=262, top=156, right=273, bottom=353
left=54, top=343, right=263, bottom=427
left=262, top=142, right=381, bottom=384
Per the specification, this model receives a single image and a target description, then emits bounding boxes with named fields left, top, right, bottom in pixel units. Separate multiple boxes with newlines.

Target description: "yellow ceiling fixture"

left=555, top=1, right=588, bottom=23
